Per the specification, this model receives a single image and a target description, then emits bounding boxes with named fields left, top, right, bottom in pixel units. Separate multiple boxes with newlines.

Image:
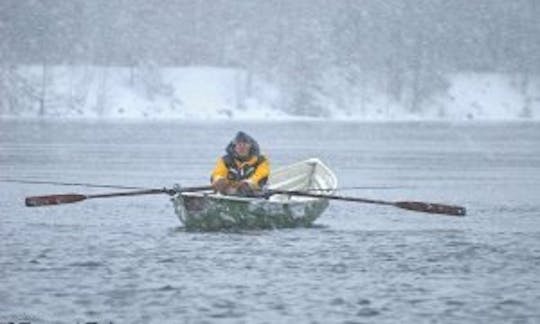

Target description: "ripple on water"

left=356, top=307, right=380, bottom=317
left=67, top=261, right=105, bottom=268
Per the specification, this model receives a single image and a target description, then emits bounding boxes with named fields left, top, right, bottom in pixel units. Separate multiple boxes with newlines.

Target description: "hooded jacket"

left=211, top=132, right=270, bottom=188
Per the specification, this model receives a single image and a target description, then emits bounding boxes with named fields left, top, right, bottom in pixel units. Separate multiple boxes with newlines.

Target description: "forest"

left=0, top=0, right=538, bottom=117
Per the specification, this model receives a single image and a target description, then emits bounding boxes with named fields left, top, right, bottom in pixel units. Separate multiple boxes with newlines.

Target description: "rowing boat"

left=172, top=158, right=338, bottom=231
left=172, top=158, right=337, bottom=231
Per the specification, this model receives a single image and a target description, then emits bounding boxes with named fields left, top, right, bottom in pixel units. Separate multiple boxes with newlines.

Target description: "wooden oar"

left=268, top=190, right=466, bottom=216
left=25, top=186, right=213, bottom=207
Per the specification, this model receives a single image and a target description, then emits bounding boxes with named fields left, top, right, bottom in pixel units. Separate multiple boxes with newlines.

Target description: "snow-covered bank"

left=1, top=65, right=538, bottom=121
left=0, top=66, right=286, bottom=120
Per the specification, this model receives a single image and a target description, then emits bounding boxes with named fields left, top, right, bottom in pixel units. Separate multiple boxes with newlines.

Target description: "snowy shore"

left=1, top=66, right=538, bottom=121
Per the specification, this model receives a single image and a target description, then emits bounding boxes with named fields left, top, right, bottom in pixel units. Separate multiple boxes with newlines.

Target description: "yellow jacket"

left=211, top=155, right=270, bottom=189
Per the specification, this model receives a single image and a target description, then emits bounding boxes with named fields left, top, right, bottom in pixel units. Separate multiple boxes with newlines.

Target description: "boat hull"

left=173, top=193, right=329, bottom=231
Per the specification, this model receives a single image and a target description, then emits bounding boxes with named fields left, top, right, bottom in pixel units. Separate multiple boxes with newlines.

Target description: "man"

left=211, top=131, right=270, bottom=196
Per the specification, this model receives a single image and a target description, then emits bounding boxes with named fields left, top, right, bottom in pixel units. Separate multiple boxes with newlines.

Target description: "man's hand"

left=237, top=181, right=255, bottom=196
left=212, top=178, right=229, bottom=195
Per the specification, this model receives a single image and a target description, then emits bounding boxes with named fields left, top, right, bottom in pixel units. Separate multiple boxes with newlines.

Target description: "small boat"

left=172, top=158, right=338, bottom=231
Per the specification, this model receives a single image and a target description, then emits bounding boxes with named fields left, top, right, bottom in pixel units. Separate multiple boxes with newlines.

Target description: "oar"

left=268, top=190, right=466, bottom=216
left=25, top=186, right=213, bottom=207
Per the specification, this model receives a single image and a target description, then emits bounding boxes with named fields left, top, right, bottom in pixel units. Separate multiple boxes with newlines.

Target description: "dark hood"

left=225, top=131, right=261, bottom=160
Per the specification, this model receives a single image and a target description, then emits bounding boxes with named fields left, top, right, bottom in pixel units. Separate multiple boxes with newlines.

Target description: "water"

left=1, top=120, right=539, bottom=323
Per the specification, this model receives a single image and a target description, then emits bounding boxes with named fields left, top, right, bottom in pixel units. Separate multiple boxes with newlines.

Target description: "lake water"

left=1, top=120, right=539, bottom=323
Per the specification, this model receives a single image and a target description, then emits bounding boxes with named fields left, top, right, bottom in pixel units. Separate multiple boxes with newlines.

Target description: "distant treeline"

left=1, top=0, right=539, bottom=115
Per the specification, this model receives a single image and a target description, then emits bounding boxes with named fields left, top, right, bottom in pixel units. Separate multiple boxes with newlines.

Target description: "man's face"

left=234, top=141, right=251, bottom=157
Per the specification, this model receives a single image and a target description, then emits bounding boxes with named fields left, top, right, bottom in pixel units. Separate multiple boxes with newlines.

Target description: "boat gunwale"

left=178, top=191, right=327, bottom=205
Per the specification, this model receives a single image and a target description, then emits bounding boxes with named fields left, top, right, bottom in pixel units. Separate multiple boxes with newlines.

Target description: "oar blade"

left=395, top=201, right=466, bottom=216
left=25, top=194, right=87, bottom=207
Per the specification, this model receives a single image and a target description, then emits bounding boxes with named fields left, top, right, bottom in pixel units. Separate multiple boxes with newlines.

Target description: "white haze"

left=0, top=0, right=539, bottom=120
